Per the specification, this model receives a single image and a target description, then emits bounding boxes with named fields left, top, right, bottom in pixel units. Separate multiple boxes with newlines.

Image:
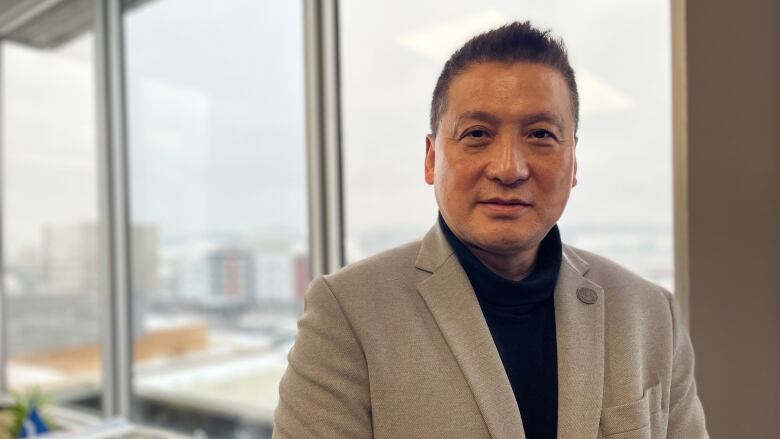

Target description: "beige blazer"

left=273, top=224, right=708, bottom=438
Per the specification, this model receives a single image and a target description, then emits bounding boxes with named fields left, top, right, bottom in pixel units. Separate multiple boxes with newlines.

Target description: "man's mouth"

left=478, top=198, right=532, bottom=216
left=480, top=197, right=532, bottom=206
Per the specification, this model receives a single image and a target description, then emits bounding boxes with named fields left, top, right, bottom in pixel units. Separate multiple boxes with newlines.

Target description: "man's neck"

left=464, top=242, right=540, bottom=282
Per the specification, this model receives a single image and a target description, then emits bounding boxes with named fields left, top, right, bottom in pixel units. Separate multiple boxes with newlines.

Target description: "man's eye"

left=531, top=130, right=554, bottom=139
left=463, top=129, right=489, bottom=139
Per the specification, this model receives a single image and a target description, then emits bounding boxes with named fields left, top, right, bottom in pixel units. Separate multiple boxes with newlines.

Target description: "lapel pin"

left=576, top=287, right=598, bottom=304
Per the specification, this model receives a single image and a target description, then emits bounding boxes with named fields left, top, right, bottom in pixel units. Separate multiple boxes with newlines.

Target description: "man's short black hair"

left=429, top=21, right=579, bottom=136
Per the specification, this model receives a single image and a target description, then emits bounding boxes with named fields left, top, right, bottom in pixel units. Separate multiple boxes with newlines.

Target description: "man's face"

left=425, top=61, right=577, bottom=256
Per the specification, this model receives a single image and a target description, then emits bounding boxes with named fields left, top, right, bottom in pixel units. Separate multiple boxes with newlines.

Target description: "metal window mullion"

left=671, top=0, right=690, bottom=327
left=320, top=0, right=344, bottom=274
left=0, top=41, right=7, bottom=395
left=94, top=0, right=133, bottom=419
left=303, top=0, right=325, bottom=279
left=304, top=0, right=344, bottom=278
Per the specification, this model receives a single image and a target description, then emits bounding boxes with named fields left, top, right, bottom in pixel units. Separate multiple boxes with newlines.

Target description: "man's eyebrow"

left=521, top=112, right=565, bottom=132
left=454, top=111, right=566, bottom=132
left=454, top=111, right=501, bottom=127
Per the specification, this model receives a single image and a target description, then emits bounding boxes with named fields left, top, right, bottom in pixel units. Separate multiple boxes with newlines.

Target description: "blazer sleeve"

left=272, top=276, right=372, bottom=439
left=666, top=292, right=709, bottom=438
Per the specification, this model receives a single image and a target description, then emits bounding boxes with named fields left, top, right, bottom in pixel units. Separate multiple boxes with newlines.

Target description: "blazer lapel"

left=555, top=246, right=605, bottom=439
left=415, top=225, right=526, bottom=439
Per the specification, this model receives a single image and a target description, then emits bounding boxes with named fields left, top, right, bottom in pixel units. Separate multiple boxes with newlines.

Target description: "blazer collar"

left=414, top=222, right=605, bottom=439
left=414, top=221, right=453, bottom=273
left=414, top=221, right=591, bottom=275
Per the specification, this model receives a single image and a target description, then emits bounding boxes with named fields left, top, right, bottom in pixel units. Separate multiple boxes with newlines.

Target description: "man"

left=273, top=22, right=708, bottom=439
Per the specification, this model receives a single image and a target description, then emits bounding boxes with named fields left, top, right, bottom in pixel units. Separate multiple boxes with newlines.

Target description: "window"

left=1, top=4, right=102, bottom=411
left=1, top=0, right=677, bottom=437
left=123, top=0, right=307, bottom=436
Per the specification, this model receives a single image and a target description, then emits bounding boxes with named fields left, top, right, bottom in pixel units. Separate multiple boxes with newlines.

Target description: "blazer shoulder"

left=564, top=244, right=672, bottom=304
left=322, top=239, right=424, bottom=295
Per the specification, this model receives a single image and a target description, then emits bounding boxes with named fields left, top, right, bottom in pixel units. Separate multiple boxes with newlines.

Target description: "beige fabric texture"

left=273, top=223, right=708, bottom=439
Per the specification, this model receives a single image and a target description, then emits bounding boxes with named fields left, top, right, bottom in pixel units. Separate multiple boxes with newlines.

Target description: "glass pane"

left=1, top=3, right=102, bottom=413
left=341, top=0, right=674, bottom=289
left=124, top=0, right=307, bottom=436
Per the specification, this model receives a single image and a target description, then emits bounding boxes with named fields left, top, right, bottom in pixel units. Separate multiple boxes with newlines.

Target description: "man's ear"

left=571, top=137, right=578, bottom=188
left=425, top=134, right=435, bottom=185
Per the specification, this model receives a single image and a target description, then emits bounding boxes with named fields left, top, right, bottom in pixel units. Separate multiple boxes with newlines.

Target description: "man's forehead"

left=450, top=61, right=568, bottom=98
left=444, top=61, right=574, bottom=123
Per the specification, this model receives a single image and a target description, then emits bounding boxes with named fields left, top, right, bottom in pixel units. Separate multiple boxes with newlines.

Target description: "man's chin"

left=469, top=234, right=538, bottom=256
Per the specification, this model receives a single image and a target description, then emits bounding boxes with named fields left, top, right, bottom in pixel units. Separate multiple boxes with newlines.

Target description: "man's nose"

left=485, top=138, right=530, bottom=185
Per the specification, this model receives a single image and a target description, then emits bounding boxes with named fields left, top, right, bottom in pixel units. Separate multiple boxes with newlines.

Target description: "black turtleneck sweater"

left=439, top=215, right=561, bottom=439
